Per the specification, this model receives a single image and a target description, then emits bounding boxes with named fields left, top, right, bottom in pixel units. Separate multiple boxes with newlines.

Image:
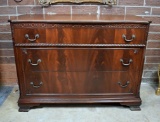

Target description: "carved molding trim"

left=13, top=23, right=148, bottom=29
left=15, top=43, right=146, bottom=47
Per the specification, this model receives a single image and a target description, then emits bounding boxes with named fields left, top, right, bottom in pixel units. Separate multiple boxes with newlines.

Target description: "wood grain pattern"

left=9, top=14, right=150, bottom=112
left=20, top=48, right=143, bottom=72
left=24, top=71, right=136, bottom=95
left=9, top=14, right=151, bottom=23
left=13, top=24, right=147, bottom=44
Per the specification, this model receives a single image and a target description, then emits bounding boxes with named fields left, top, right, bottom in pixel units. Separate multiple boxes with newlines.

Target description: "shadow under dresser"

left=9, top=14, right=151, bottom=112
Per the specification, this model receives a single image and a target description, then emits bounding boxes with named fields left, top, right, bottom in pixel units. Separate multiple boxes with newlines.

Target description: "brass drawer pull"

left=122, top=34, right=135, bottom=42
left=30, top=81, right=43, bottom=88
left=118, top=81, right=130, bottom=88
left=28, top=59, right=41, bottom=66
left=120, top=59, right=132, bottom=66
left=25, top=34, right=39, bottom=42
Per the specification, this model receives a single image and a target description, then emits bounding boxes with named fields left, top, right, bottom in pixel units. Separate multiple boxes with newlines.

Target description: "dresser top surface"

left=9, top=14, right=150, bottom=24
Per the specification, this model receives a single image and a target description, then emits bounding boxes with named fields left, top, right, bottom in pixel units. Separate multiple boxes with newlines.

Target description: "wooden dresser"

left=9, top=14, right=151, bottom=112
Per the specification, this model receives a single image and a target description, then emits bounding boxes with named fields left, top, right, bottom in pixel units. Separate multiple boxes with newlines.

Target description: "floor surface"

left=0, top=84, right=160, bottom=122
left=0, top=86, right=13, bottom=106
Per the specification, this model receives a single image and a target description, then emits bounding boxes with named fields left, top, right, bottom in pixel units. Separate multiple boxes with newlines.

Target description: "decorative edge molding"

left=13, top=23, right=148, bottom=29
left=15, top=43, right=146, bottom=47
left=26, top=93, right=133, bottom=96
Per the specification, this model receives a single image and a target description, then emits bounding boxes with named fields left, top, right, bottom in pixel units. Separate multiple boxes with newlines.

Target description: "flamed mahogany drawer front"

left=14, top=28, right=46, bottom=43
left=13, top=24, right=147, bottom=44
left=24, top=71, right=136, bottom=95
left=21, top=48, right=143, bottom=72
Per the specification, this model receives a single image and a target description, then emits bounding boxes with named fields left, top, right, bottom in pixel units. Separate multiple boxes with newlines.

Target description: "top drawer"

left=13, top=23, right=148, bottom=44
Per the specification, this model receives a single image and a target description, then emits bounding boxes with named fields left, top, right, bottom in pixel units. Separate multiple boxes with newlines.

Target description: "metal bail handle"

left=30, top=81, right=43, bottom=88
left=28, top=59, right=41, bottom=66
left=118, top=81, right=130, bottom=88
left=122, top=34, right=136, bottom=42
left=120, top=59, right=133, bottom=66
left=25, top=34, right=39, bottom=42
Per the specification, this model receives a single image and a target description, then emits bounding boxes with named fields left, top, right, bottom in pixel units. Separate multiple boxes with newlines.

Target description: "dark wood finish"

left=18, top=103, right=40, bottom=112
left=9, top=14, right=151, bottom=112
left=120, top=102, right=141, bottom=111
left=24, top=71, right=137, bottom=94
left=8, top=14, right=151, bottom=23
left=20, top=48, right=143, bottom=72
left=14, top=27, right=147, bottom=44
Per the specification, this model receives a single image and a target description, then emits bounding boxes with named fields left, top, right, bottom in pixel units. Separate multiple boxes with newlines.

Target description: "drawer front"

left=20, top=48, right=143, bottom=72
left=14, top=28, right=46, bottom=43
left=13, top=24, right=147, bottom=44
left=24, top=71, right=136, bottom=95
left=46, top=28, right=146, bottom=44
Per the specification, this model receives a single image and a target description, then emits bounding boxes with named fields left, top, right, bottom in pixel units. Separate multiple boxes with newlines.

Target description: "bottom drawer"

left=23, top=71, right=138, bottom=95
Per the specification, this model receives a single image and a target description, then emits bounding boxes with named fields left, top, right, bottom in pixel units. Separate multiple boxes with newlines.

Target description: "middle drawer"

left=20, top=48, right=143, bottom=72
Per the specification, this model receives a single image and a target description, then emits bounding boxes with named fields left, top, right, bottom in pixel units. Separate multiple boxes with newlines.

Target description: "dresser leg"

left=120, top=102, right=141, bottom=111
left=18, top=104, right=40, bottom=112
left=19, top=106, right=30, bottom=112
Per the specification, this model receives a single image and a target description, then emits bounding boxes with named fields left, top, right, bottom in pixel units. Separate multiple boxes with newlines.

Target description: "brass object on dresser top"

left=39, top=0, right=117, bottom=6
left=156, top=65, right=160, bottom=95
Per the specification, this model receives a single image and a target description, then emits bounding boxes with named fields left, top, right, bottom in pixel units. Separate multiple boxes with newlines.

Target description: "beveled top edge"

left=9, top=14, right=151, bottom=24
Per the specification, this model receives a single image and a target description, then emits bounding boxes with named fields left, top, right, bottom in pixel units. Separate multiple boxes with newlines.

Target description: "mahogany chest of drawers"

left=9, top=14, right=151, bottom=112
